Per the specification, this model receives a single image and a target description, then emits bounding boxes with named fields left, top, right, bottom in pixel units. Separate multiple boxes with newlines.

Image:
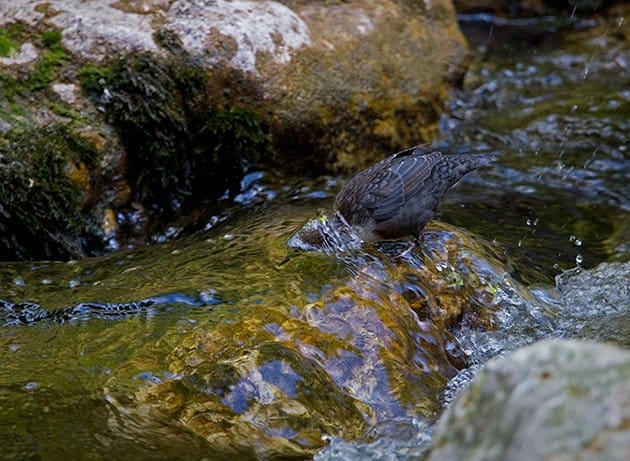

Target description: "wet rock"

left=313, top=261, right=630, bottom=461
left=555, top=262, right=630, bottom=345
left=426, top=339, right=630, bottom=461
left=556, top=261, right=630, bottom=315
left=126, top=223, right=521, bottom=458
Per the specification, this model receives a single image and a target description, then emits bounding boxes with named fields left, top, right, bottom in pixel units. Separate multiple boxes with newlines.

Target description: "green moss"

left=0, top=125, right=100, bottom=261
left=0, top=23, right=24, bottom=57
left=8, top=102, right=26, bottom=116
left=77, top=63, right=116, bottom=96
left=0, top=106, right=26, bottom=128
left=0, top=27, right=68, bottom=99
left=47, top=101, right=83, bottom=120
left=79, top=39, right=272, bottom=214
left=24, top=30, right=68, bottom=92
left=0, top=32, right=16, bottom=57
left=41, top=29, right=62, bottom=48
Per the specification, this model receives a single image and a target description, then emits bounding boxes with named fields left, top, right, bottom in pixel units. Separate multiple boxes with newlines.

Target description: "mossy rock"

left=0, top=124, right=102, bottom=260
left=0, top=0, right=472, bottom=255
left=0, top=25, right=68, bottom=100
left=79, top=36, right=273, bottom=215
left=3, top=0, right=470, bottom=173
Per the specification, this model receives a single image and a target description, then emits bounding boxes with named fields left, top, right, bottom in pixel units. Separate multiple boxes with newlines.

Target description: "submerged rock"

left=313, top=260, right=630, bottom=461
left=427, top=339, right=630, bottom=461
left=124, top=223, right=515, bottom=458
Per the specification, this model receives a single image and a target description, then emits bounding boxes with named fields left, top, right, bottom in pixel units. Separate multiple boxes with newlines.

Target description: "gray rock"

left=0, top=0, right=158, bottom=61
left=52, top=83, right=77, bottom=104
left=165, top=0, right=311, bottom=76
left=556, top=262, right=630, bottom=316
left=553, top=262, right=630, bottom=347
left=427, top=339, right=630, bottom=461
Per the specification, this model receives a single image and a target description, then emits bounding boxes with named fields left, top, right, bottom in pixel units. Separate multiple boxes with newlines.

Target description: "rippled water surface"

left=1, top=17, right=629, bottom=461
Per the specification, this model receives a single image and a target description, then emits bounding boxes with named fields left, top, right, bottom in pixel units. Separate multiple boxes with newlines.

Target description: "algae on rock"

left=0, top=125, right=102, bottom=260
left=79, top=36, right=273, bottom=215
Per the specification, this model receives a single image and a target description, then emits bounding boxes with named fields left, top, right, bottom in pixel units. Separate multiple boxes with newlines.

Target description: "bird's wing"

left=363, top=150, right=442, bottom=222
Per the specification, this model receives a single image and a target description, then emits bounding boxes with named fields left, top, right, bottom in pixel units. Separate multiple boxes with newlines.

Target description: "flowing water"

left=1, top=16, right=628, bottom=461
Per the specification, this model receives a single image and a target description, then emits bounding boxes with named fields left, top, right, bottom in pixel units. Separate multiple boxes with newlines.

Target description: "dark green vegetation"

left=0, top=25, right=104, bottom=261
left=0, top=125, right=101, bottom=260
left=0, top=25, right=273, bottom=260
left=79, top=32, right=273, bottom=215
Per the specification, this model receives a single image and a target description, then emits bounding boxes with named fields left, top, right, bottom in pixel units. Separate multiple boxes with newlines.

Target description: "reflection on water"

left=434, top=18, right=629, bottom=283
left=0, top=199, right=515, bottom=458
left=1, top=14, right=629, bottom=461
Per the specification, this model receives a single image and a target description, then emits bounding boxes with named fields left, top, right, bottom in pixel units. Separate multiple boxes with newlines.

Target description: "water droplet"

left=106, top=238, right=120, bottom=251
left=575, top=239, right=583, bottom=247
left=569, top=235, right=576, bottom=243
left=575, top=254, right=584, bottom=264
left=13, top=277, right=26, bottom=287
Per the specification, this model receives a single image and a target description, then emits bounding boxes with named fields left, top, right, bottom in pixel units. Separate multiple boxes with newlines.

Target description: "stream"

left=1, top=14, right=628, bottom=461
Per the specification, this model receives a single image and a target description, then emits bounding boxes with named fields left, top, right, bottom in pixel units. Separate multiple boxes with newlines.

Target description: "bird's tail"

left=438, top=153, right=495, bottom=189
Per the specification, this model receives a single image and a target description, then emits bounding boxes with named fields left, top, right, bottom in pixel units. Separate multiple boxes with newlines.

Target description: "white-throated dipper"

left=287, top=146, right=493, bottom=251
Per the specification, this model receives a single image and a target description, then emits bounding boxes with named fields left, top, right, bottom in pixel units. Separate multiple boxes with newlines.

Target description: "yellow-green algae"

left=90, top=220, right=506, bottom=457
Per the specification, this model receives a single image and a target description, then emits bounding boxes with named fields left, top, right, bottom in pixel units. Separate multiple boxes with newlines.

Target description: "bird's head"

left=287, top=212, right=329, bottom=251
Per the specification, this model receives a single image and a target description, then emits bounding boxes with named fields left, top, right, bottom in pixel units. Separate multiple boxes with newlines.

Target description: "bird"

left=287, top=146, right=493, bottom=251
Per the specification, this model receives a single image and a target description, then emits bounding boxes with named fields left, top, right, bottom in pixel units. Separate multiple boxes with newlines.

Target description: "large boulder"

left=1, top=0, right=468, bottom=170
left=0, top=0, right=469, bottom=259
left=427, top=339, right=630, bottom=461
